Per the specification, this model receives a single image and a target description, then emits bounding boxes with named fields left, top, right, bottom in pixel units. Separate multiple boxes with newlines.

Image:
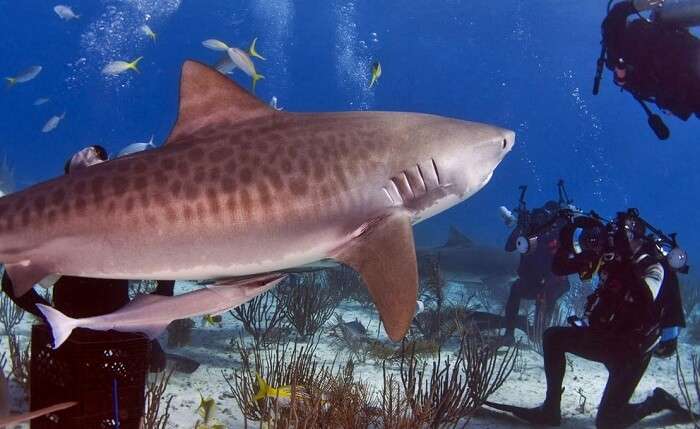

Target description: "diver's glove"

left=633, top=0, right=664, bottom=12
left=653, top=338, right=677, bottom=358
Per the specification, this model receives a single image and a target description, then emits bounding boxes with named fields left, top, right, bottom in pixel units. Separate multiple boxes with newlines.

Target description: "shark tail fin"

left=252, top=73, right=264, bottom=92
left=249, top=37, right=266, bottom=60
left=128, top=56, right=144, bottom=73
left=254, top=372, right=270, bottom=401
left=36, top=304, right=79, bottom=349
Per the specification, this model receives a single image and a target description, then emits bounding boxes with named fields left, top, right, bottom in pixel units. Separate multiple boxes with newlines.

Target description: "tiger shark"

left=0, top=60, right=514, bottom=340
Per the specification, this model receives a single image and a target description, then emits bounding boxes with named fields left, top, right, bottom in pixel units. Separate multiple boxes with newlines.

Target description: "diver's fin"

left=333, top=211, right=418, bottom=341
left=0, top=401, right=77, bottom=428
left=166, top=60, right=276, bottom=145
left=444, top=225, right=473, bottom=247
left=35, top=304, right=79, bottom=349
left=4, top=262, right=52, bottom=297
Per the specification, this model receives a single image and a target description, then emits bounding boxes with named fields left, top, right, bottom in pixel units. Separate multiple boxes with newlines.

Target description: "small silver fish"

left=141, top=24, right=156, bottom=42
left=41, top=112, right=65, bottom=133
left=53, top=5, right=79, bottom=20
left=214, top=56, right=236, bottom=75
left=227, top=47, right=263, bottom=90
left=202, top=39, right=230, bottom=51
left=116, top=135, right=156, bottom=158
left=5, top=66, right=42, bottom=87
left=33, top=97, right=50, bottom=106
left=102, top=57, right=143, bottom=75
left=37, top=274, right=285, bottom=348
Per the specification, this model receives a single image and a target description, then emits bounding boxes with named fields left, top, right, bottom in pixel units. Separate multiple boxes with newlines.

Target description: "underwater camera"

left=553, top=208, right=690, bottom=274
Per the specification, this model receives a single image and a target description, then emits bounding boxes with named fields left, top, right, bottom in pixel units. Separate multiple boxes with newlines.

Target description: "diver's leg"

left=595, top=354, right=652, bottom=429
left=504, top=280, right=524, bottom=339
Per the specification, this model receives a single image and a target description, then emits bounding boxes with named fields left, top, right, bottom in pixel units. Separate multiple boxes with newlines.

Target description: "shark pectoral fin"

left=4, top=262, right=52, bottom=297
left=165, top=60, right=277, bottom=145
left=334, top=212, right=418, bottom=341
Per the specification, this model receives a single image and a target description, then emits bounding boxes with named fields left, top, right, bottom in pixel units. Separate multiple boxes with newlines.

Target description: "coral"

left=327, top=265, right=372, bottom=308
left=224, top=335, right=328, bottom=424
left=143, top=366, right=175, bottom=429
left=399, top=333, right=518, bottom=426
left=676, top=352, right=700, bottom=427
left=0, top=291, right=24, bottom=335
left=167, top=318, right=195, bottom=348
left=8, top=334, right=29, bottom=397
left=230, top=289, right=286, bottom=348
left=379, top=363, right=414, bottom=428
left=128, top=279, right=158, bottom=300
left=276, top=273, right=342, bottom=339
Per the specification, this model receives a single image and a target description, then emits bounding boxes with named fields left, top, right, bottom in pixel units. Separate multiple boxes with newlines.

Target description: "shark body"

left=417, top=226, right=519, bottom=289
left=0, top=61, right=514, bottom=340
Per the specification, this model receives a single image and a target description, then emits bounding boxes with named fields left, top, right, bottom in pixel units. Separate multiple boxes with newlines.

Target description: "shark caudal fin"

left=334, top=211, right=418, bottom=341
left=36, top=304, right=79, bottom=349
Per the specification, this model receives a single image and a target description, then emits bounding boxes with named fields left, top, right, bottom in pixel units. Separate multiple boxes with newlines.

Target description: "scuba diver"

left=487, top=208, right=692, bottom=428
left=497, top=181, right=573, bottom=346
left=593, top=0, right=700, bottom=140
left=1, top=145, right=176, bottom=372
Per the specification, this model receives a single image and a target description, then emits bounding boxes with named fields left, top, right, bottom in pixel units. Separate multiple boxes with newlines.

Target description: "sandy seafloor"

left=2, top=280, right=698, bottom=429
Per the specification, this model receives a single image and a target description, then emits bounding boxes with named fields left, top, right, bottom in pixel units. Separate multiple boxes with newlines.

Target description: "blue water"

left=1, top=0, right=699, bottom=261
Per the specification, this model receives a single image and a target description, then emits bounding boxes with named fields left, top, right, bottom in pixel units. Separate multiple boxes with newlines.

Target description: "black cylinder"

left=656, top=0, right=700, bottom=27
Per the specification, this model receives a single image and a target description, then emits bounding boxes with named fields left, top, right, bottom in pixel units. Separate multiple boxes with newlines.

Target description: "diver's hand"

left=653, top=338, right=677, bottom=359
left=633, top=0, right=664, bottom=12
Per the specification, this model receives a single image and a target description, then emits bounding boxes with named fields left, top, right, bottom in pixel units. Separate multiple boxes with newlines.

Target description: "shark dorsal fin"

left=165, top=60, right=274, bottom=145
left=444, top=226, right=473, bottom=247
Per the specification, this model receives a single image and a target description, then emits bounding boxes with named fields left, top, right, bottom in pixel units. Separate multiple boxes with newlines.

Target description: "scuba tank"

left=655, top=0, right=700, bottom=27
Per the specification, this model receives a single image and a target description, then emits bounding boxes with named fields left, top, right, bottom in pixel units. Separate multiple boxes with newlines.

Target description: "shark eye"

left=502, top=139, right=507, bottom=150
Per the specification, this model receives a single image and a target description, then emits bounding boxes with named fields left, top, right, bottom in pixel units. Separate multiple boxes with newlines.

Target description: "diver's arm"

left=633, top=254, right=664, bottom=300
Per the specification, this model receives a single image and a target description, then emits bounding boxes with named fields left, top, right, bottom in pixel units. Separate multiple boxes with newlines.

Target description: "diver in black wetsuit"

left=594, top=0, right=700, bottom=139
left=487, top=209, right=692, bottom=428
left=1, top=146, right=175, bottom=371
left=499, top=199, right=570, bottom=345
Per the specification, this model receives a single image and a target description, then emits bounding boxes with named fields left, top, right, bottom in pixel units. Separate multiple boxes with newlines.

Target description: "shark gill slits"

left=387, top=180, right=403, bottom=204
left=382, top=187, right=396, bottom=205
left=431, top=159, right=441, bottom=184
left=406, top=166, right=427, bottom=196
